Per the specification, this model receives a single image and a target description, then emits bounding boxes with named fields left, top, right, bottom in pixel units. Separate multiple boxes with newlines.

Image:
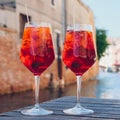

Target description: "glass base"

left=63, top=105, right=94, bottom=115
left=21, top=107, right=53, bottom=116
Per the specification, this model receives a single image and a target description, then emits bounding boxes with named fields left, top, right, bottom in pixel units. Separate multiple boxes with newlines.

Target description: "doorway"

left=56, top=32, right=62, bottom=80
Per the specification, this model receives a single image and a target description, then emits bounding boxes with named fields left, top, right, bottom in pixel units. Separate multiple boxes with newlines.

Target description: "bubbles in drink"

left=20, top=26, right=55, bottom=75
left=62, top=29, right=96, bottom=76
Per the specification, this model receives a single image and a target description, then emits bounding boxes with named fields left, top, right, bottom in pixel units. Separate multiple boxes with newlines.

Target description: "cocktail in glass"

left=62, top=24, right=96, bottom=115
left=20, top=22, right=55, bottom=115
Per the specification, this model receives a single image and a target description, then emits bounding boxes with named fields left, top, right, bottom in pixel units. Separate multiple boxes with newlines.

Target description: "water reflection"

left=96, top=72, right=120, bottom=99
left=0, top=78, right=98, bottom=113
left=0, top=72, right=120, bottom=113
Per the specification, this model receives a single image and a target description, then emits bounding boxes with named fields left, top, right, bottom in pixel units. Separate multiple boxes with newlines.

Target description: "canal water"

left=0, top=71, right=120, bottom=113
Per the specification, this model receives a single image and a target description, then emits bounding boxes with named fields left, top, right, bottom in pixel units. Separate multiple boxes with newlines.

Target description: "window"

left=19, top=13, right=31, bottom=38
left=51, top=0, right=55, bottom=6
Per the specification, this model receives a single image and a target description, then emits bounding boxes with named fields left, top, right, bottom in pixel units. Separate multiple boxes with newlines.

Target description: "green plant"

left=96, top=29, right=109, bottom=60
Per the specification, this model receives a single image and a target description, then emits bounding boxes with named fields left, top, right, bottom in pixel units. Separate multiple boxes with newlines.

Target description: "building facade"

left=99, top=38, right=120, bottom=72
left=0, top=0, right=98, bottom=94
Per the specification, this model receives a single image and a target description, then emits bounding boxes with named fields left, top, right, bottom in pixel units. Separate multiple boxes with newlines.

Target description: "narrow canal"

left=0, top=71, right=120, bottom=113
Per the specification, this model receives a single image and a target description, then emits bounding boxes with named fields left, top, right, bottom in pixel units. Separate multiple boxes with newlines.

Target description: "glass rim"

left=67, top=23, right=92, bottom=26
left=67, top=24, right=93, bottom=32
left=25, top=21, right=51, bottom=28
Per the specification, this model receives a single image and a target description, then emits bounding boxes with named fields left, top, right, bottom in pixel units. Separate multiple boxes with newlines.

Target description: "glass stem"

left=34, top=75, right=40, bottom=109
left=76, top=76, right=82, bottom=107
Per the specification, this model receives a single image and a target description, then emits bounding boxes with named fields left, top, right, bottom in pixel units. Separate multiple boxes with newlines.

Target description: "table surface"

left=0, top=96, right=120, bottom=120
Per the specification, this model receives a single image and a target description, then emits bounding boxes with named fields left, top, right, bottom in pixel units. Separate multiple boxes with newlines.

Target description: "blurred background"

left=0, top=0, right=120, bottom=113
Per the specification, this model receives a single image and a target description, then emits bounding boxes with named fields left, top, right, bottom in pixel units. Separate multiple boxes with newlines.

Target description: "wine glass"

left=20, top=22, right=55, bottom=115
left=62, top=24, right=96, bottom=115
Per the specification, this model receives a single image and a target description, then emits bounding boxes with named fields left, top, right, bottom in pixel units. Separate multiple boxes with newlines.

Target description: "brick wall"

left=0, top=27, right=98, bottom=95
left=0, top=27, right=62, bottom=94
